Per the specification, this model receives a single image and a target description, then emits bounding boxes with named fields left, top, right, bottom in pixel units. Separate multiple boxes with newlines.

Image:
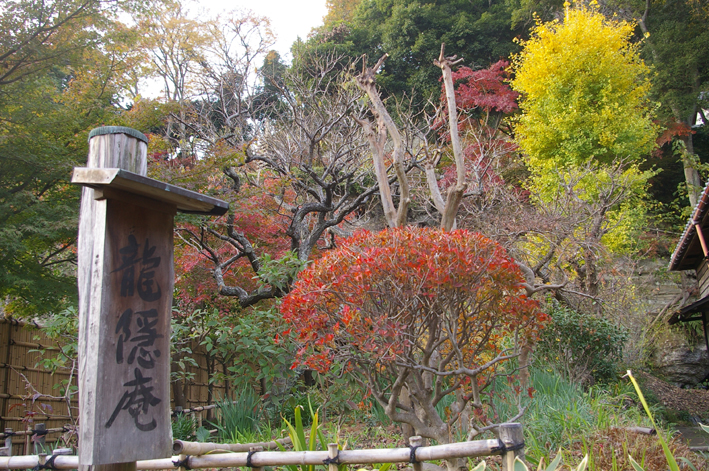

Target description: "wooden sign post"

left=73, top=127, right=227, bottom=470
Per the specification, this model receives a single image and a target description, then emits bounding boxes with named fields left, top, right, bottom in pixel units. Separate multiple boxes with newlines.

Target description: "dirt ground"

left=636, top=370, right=709, bottom=419
left=636, top=370, right=709, bottom=448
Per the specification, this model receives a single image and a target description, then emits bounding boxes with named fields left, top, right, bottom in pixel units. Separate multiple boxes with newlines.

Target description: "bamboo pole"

left=618, top=427, right=656, bottom=435
left=6, top=341, right=59, bottom=352
left=327, top=443, right=338, bottom=471
left=1, top=426, right=74, bottom=439
left=409, top=436, right=423, bottom=471
left=178, top=439, right=505, bottom=468
left=23, top=424, right=30, bottom=457
left=170, top=401, right=237, bottom=416
left=0, top=395, right=74, bottom=403
left=0, top=318, right=44, bottom=328
left=173, top=437, right=292, bottom=455
left=1, top=326, right=12, bottom=436
left=0, top=415, right=73, bottom=421
left=499, top=423, right=524, bottom=471
left=0, top=439, right=508, bottom=470
left=0, top=363, right=72, bottom=375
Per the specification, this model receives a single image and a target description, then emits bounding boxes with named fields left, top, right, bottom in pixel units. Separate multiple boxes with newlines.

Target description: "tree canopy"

left=511, top=3, right=656, bottom=173
left=281, top=227, right=544, bottom=453
left=0, top=0, right=148, bottom=314
left=309, top=0, right=524, bottom=102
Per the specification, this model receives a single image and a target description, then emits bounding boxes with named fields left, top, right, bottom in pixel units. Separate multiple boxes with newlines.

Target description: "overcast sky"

left=197, top=0, right=328, bottom=59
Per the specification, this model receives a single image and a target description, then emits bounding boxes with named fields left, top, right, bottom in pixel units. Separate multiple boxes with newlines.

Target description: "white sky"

left=197, top=0, right=328, bottom=59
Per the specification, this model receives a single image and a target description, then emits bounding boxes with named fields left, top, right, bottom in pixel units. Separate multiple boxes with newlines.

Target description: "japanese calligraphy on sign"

left=106, top=236, right=165, bottom=431
left=78, top=196, right=174, bottom=465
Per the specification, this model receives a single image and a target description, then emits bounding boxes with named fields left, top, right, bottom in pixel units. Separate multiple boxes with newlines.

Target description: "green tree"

left=308, top=0, right=522, bottom=104
left=0, top=0, right=155, bottom=315
left=633, top=0, right=709, bottom=206
left=323, top=0, right=364, bottom=26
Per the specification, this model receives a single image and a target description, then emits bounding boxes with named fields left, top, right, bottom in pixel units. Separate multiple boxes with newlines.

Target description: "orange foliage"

left=281, top=227, right=546, bottom=377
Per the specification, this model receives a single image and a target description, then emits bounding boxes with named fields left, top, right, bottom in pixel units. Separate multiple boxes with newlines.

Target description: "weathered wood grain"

left=78, top=130, right=173, bottom=467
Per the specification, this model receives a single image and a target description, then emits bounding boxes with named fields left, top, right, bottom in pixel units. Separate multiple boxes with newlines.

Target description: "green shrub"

left=536, top=304, right=628, bottom=385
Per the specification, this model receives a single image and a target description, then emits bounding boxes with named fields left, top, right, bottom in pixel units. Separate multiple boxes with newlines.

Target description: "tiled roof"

left=669, top=180, right=709, bottom=271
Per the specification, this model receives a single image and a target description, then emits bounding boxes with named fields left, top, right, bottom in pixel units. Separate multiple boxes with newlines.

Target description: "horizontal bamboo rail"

left=1, top=426, right=74, bottom=439
left=619, top=427, right=655, bottom=435
left=0, top=394, right=76, bottom=403
left=173, top=437, right=292, bottom=454
left=7, top=340, right=59, bottom=351
left=0, top=318, right=44, bottom=328
left=172, top=400, right=235, bottom=415
left=0, top=363, right=72, bottom=375
left=0, top=415, right=73, bottom=421
left=0, top=437, right=513, bottom=469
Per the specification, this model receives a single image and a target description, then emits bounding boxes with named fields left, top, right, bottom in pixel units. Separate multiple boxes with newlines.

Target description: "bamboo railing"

left=0, top=425, right=525, bottom=471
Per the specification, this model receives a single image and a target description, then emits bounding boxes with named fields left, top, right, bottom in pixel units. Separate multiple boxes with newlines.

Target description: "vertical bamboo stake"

left=1, top=325, right=12, bottom=429
left=498, top=423, right=524, bottom=471
left=177, top=454, right=188, bottom=471
left=34, top=423, right=45, bottom=454
left=250, top=445, right=264, bottom=471
left=23, top=424, right=30, bottom=456
left=3, top=428, right=12, bottom=456
left=327, top=443, right=338, bottom=471
left=409, top=436, right=422, bottom=471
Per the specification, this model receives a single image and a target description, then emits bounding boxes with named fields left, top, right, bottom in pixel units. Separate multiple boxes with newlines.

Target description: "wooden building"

left=668, top=181, right=709, bottom=352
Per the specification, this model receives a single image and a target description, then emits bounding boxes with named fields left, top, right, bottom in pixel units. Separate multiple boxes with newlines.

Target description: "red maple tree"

left=281, top=227, right=546, bottom=460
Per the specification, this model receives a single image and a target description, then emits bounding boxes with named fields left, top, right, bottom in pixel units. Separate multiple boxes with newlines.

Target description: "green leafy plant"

left=536, top=304, right=628, bottom=385
left=278, top=401, right=345, bottom=471
left=491, top=366, right=649, bottom=463
left=214, top=388, right=264, bottom=443
left=256, top=251, right=308, bottom=292
left=354, top=465, right=393, bottom=471
left=172, top=413, right=196, bottom=441
left=195, top=426, right=211, bottom=443
left=471, top=453, right=585, bottom=471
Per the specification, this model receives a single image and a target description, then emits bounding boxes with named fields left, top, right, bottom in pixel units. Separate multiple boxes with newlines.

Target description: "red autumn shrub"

left=281, top=227, right=546, bottom=447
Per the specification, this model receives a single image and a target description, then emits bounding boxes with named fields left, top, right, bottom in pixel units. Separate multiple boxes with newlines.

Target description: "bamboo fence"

left=0, top=317, right=232, bottom=454
left=0, top=428, right=525, bottom=471
left=0, top=318, right=77, bottom=455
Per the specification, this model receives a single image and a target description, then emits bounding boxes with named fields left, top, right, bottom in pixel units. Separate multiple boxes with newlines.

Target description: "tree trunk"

left=172, top=376, right=186, bottom=409
left=680, top=133, right=703, bottom=207
left=400, top=386, right=416, bottom=445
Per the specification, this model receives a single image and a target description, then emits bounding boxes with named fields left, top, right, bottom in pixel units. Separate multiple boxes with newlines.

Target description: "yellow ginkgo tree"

left=512, top=2, right=656, bottom=174
left=510, top=2, right=658, bottom=298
